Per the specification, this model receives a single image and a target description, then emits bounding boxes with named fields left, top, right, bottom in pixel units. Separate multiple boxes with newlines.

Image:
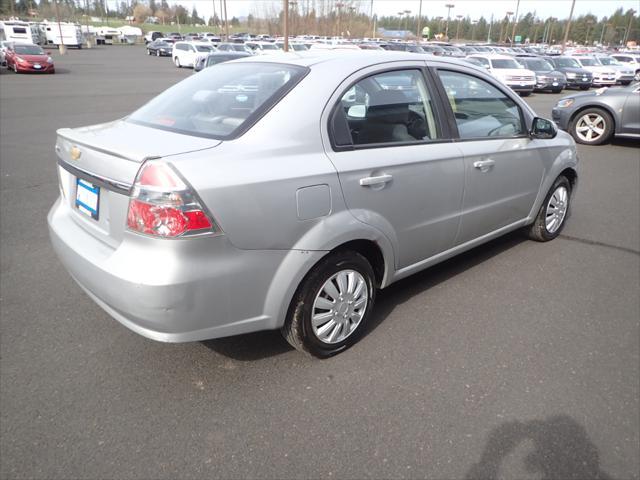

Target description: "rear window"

left=127, top=62, right=308, bottom=140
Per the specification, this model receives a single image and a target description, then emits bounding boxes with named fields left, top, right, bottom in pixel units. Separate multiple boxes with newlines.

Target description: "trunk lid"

left=56, top=120, right=221, bottom=247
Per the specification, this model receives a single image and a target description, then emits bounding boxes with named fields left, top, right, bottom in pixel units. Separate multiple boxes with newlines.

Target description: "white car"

left=572, top=57, right=616, bottom=86
left=244, top=41, right=282, bottom=55
left=611, top=53, right=640, bottom=81
left=172, top=41, right=215, bottom=68
left=466, top=54, right=536, bottom=96
left=595, top=56, right=635, bottom=85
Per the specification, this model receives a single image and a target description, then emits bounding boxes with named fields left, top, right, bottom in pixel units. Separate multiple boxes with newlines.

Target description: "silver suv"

left=48, top=53, right=578, bottom=357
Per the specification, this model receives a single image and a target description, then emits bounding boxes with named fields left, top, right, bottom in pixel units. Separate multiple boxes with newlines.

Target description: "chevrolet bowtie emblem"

left=70, top=146, right=81, bottom=161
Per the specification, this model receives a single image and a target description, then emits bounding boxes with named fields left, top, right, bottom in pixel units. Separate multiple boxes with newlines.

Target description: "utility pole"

left=599, top=22, right=610, bottom=45
left=561, top=0, right=576, bottom=53
left=416, top=0, right=423, bottom=40
left=370, top=0, right=375, bottom=38
left=510, top=0, right=520, bottom=45
left=585, top=19, right=594, bottom=45
left=54, top=0, right=67, bottom=54
left=455, top=14, right=462, bottom=40
left=283, top=0, right=289, bottom=51
left=444, top=4, right=454, bottom=40
left=487, top=14, right=493, bottom=43
left=471, top=19, right=477, bottom=41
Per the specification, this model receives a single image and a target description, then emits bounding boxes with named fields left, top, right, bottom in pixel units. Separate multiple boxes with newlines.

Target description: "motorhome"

left=93, top=26, right=120, bottom=45
left=40, top=21, right=83, bottom=48
left=0, top=20, right=41, bottom=44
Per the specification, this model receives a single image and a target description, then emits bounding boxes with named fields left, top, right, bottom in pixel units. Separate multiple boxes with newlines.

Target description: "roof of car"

left=467, top=53, right=516, bottom=60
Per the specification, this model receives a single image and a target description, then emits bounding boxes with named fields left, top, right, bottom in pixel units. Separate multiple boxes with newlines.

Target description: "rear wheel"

left=526, top=175, right=571, bottom=242
left=520, top=91, right=532, bottom=97
left=281, top=251, right=376, bottom=358
left=570, top=108, right=613, bottom=145
left=156, top=50, right=160, bottom=57
left=551, top=87, right=563, bottom=93
left=147, top=49, right=151, bottom=55
left=174, top=56, right=181, bottom=67
left=579, top=86, right=590, bottom=90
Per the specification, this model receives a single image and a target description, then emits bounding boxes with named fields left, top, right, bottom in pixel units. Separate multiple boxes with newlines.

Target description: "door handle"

left=473, top=159, right=496, bottom=171
left=359, top=174, right=393, bottom=187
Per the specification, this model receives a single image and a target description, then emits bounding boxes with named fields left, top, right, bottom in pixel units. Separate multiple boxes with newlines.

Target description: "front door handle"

left=473, top=159, right=496, bottom=171
left=359, top=174, right=393, bottom=187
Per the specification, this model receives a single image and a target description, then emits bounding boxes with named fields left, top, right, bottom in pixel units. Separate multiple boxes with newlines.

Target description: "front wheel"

left=569, top=108, right=613, bottom=145
left=174, top=56, right=181, bottom=67
left=281, top=251, right=376, bottom=358
left=525, top=175, right=572, bottom=242
left=519, top=91, right=532, bottom=97
left=551, top=87, right=563, bottom=93
left=156, top=50, right=160, bottom=57
left=579, top=86, right=590, bottom=90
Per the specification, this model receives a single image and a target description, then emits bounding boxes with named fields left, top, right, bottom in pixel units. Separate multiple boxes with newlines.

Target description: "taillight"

left=126, top=160, right=218, bottom=238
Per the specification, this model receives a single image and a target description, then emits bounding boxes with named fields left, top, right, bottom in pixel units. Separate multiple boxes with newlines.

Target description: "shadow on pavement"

left=466, top=415, right=613, bottom=480
left=204, top=232, right=526, bottom=361
left=611, top=136, right=640, bottom=148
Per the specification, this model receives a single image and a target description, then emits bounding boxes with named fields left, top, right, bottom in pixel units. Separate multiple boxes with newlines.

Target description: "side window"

left=335, top=69, right=440, bottom=146
left=437, top=70, right=525, bottom=139
left=475, top=57, right=490, bottom=67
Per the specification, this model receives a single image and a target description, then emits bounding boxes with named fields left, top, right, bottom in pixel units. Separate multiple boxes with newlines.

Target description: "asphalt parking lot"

left=1, top=46, right=638, bottom=479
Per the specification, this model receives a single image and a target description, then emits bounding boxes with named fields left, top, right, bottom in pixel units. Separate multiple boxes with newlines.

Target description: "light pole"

left=397, top=11, right=404, bottom=29
left=54, top=0, right=66, bottom=54
left=599, top=22, right=611, bottom=45
left=336, top=2, right=344, bottom=37
left=504, top=11, right=514, bottom=43
left=585, top=19, right=594, bottom=45
left=403, top=9, right=411, bottom=33
left=623, top=9, right=636, bottom=46
left=283, top=0, right=289, bottom=51
left=455, top=14, right=463, bottom=40
left=561, top=0, right=576, bottom=53
left=444, top=3, right=454, bottom=40
left=616, top=26, right=627, bottom=46
left=416, top=0, right=423, bottom=40
left=348, top=6, right=356, bottom=38
left=471, top=19, right=478, bottom=41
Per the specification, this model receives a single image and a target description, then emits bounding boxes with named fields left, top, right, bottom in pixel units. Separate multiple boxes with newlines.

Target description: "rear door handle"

left=359, top=174, right=393, bottom=187
left=473, top=159, right=496, bottom=171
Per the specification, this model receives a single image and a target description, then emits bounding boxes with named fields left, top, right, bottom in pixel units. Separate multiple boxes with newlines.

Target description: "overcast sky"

left=163, top=0, right=638, bottom=21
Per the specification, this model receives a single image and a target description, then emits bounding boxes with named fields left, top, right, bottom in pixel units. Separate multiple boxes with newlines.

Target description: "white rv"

left=40, top=22, right=83, bottom=48
left=94, top=26, right=121, bottom=45
left=0, top=20, right=41, bottom=44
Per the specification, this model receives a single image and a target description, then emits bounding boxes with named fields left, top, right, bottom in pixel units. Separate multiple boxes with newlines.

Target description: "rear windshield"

left=127, top=62, right=307, bottom=139
left=14, top=45, right=44, bottom=55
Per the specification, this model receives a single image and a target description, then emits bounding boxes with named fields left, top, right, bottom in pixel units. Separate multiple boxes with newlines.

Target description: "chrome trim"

left=57, top=158, right=132, bottom=195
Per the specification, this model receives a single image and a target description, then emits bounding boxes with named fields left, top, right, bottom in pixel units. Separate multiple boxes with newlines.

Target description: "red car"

left=5, top=43, right=55, bottom=74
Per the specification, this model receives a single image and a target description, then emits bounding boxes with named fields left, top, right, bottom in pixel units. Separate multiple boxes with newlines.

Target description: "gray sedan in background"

left=48, top=53, right=578, bottom=357
left=552, top=82, right=640, bottom=145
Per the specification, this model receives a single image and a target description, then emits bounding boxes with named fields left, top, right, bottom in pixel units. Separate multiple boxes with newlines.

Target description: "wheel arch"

left=569, top=103, right=618, bottom=134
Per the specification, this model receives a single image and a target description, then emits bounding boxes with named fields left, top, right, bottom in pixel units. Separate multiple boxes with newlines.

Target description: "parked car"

left=420, top=45, right=446, bottom=56
left=572, top=56, right=616, bottom=86
left=244, top=41, right=283, bottom=55
left=5, top=43, right=54, bottom=74
left=216, top=42, right=254, bottom=54
left=552, top=82, right=640, bottom=145
left=172, top=41, right=214, bottom=68
left=611, top=53, right=640, bottom=81
left=275, top=42, right=309, bottom=52
left=467, top=54, right=536, bottom=95
left=193, top=51, right=251, bottom=72
left=517, top=57, right=566, bottom=92
left=144, top=31, right=164, bottom=44
left=146, top=39, right=173, bottom=57
left=594, top=56, right=635, bottom=85
left=544, top=56, right=593, bottom=90
left=48, top=53, right=577, bottom=357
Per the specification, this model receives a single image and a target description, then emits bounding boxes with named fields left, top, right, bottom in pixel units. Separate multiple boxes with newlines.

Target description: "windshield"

left=128, top=63, right=307, bottom=139
left=195, top=45, right=212, bottom=52
left=260, top=44, right=279, bottom=50
left=233, top=45, right=247, bottom=51
left=491, top=59, right=521, bottom=69
left=554, top=57, right=581, bottom=68
left=206, top=55, right=245, bottom=67
left=291, top=44, right=308, bottom=51
left=578, top=57, right=600, bottom=66
left=14, top=45, right=45, bottom=55
left=597, top=57, right=621, bottom=66
left=524, top=59, right=554, bottom=71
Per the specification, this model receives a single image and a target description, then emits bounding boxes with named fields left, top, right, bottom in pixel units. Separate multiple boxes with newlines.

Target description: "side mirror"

left=530, top=117, right=557, bottom=139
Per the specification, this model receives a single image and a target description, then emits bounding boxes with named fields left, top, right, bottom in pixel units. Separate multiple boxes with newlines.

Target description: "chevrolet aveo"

left=48, top=52, right=578, bottom=357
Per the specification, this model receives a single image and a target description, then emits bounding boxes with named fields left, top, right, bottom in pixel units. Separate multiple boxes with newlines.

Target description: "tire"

left=519, top=91, right=531, bottom=97
left=156, top=50, right=160, bottom=57
left=620, top=80, right=631, bottom=86
left=13, top=63, right=18, bottom=73
left=281, top=250, right=376, bottom=358
left=634, top=70, right=640, bottom=82
left=579, top=86, right=590, bottom=90
left=526, top=175, right=572, bottom=242
left=147, top=49, right=151, bottom=55
left=569, top=107, right=614, bottom=145
left=551, top=87, right=563, bottom=93
left=174, top=56, right=181, bottom=68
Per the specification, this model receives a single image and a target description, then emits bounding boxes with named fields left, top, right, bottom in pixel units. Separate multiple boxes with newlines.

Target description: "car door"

left=620, top=85, right=640, bottom=134
left=433, top=68, right=546, bottom=245
left=323, top=65, right=465, bottom=270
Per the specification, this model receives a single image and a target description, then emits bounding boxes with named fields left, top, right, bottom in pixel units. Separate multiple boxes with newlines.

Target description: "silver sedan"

left=48, top=52, right=578, bottom=357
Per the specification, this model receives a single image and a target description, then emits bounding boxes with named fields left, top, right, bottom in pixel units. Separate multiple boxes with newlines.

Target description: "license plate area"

left=75, top=178, right=100, bottom=220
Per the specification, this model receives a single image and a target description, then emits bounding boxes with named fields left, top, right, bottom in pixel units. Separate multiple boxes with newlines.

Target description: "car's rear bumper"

left=48, top=196, right=324, bottom=342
